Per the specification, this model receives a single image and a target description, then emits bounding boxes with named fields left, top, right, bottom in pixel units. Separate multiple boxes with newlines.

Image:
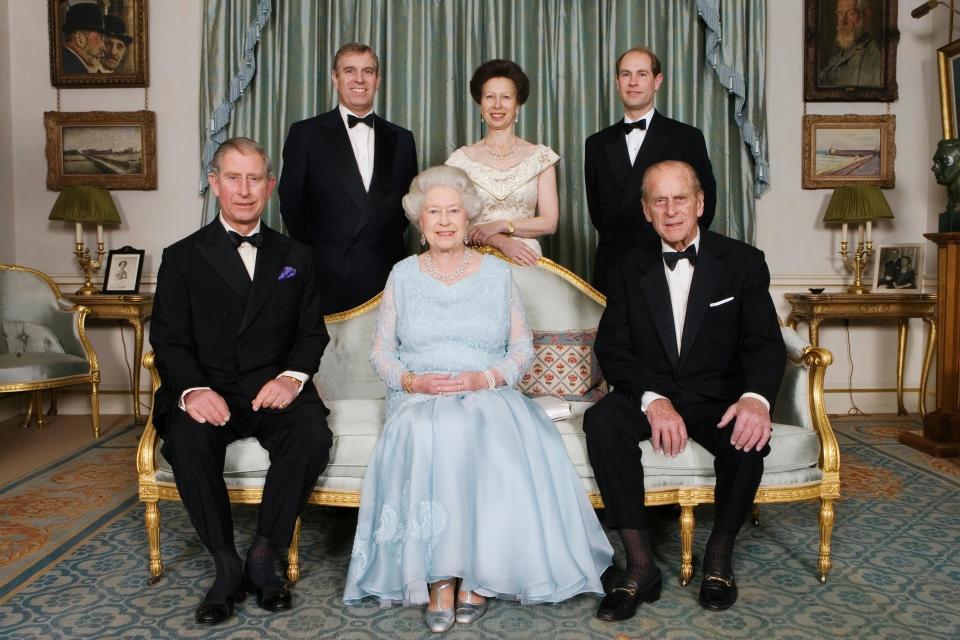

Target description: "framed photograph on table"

left=102, top=246, right=145, bottom=294
left=44, top=110, right=157, bottom=190
left=872, top=243, right=923, bottom=293
left=48, top=0, right=148, bottom=87
left=803, top=0, right=899, bottom=101
left=801, top=114, right=896, bottom=189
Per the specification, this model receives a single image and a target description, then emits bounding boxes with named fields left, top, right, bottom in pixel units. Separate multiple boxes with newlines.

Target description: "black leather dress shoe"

left=600, top=565, right=621, bottom=595
left=195, top=589, right=245, bottom=625
left=596, top=570, right=662, bottom=621
left=698, top=571, right=738, bottom=611
left=245, top=578, right=293, bottom=612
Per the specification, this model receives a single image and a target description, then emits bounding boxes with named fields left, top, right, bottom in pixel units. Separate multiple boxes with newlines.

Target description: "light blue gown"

left=343, top=255, right=613, bottom=606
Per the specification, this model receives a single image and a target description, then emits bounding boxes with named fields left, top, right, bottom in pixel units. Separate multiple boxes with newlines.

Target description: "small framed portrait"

left=802, top=114, right=896, bottom=189
left=937, top=39, right=960, bottom=138
left=803, top=0, right=899, bottom=102
left=48, top=0, right=148, bottom=88
left=44, top=110, right=157, bottom=190
left=872, top=243, right=923, bottom=293
left=102, top=246, right=145, bottom=294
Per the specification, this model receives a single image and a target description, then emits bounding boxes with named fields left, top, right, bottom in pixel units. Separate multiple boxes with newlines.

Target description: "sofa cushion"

left=517, top=330, right=607, bottom=401
left=0, top=351, right=89, bottom=384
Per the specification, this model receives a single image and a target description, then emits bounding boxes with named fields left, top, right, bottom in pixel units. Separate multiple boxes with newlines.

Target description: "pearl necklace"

left=483, top=137, right=518, bottom=161
left=423, top=249, right=473, bottom=283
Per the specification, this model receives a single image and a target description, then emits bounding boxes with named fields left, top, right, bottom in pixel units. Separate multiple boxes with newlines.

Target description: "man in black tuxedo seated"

left=584, top=160, right=785, bottom=619
left=150, top=137, right=331, bottom=625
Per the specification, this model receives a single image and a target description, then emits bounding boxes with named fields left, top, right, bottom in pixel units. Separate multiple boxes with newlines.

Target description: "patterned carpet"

left=0, top=418, right=957, bottom=639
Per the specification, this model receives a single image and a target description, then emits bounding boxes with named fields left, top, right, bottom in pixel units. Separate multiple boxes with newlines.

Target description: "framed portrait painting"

left=102, top=246, right=145, bottom=294
left=804, top=0, right=899, bottom=101
left=938, top=39, right=960, bottom=138
left=871, top=243, right=923, bottom=293
left=48, top=0, right=148, bottom=88
left=801, top=114, right=896, bottom=189
left=44, top=110, right=157, bottom=190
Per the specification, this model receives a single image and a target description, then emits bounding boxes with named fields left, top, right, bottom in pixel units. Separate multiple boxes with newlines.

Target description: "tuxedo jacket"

left=594, top=230, right=785, bottom=412
left=278, top=108, right=418, bottom=314
left=585, top=111, right=717, bottom=294
left=149, top=220, right=329, bottom=435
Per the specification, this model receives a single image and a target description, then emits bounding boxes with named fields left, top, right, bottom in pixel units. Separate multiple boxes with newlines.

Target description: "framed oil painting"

left=44, top=110, right=157, bottom=190
left=802, top=114, right=896, bottom=189
left=102, top=246, right=145, bottom=294
left=871, top=243, right=923, bottom=293
left=48, top=0, right=148, bottom=88
left=938, top=39, right=960, bottom=138
left=804, top=0, right=899, bottom=101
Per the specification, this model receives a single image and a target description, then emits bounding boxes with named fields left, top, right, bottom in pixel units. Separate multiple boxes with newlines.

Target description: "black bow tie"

left=662, top=244, right=697, bottom=270
left=623, top=119, right=647, bottom=134
left=227, top=230, right=263, bottom=248
left=347, top=113, right=374, bottom=128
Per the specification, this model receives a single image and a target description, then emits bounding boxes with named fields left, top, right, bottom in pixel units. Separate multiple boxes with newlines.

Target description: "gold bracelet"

left=506, top=220, right=516, bottom=235
left=401, top=372, right=416, bottom=393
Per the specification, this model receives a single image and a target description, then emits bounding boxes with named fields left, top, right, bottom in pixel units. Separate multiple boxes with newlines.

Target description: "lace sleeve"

left=490, top=281, right=534, bottom=386
left=369, top=271, right=405, bottom=389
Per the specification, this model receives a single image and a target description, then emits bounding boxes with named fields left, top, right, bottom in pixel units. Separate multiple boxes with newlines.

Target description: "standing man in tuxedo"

left=279, top=42, right=418, bottom=314
left=584, top=161, right=784, bottom=619
left=585, top=46, right=717, bottom=294
left=151, top=137, right=332, bottom=625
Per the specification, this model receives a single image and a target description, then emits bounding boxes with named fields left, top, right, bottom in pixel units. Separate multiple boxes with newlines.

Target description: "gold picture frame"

left=937, top=39, right=960, bottom=138
left=48, top=0, right=148, bottom=88
left=44, top=110, right=157, bottom=191
left=871, top=243, right=923, bottom=293
left=801, top=114, right=896, bottom=189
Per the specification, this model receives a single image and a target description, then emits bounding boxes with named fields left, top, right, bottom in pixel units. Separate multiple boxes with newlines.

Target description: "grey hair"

left=209, top=137, right=274, bottom=177
left=402, top=165, right=483, bottom=227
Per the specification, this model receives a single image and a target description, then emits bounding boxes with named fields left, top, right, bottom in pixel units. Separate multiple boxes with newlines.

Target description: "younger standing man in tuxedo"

left=584, top=161, right=785, bottom=619
left=279, top=42, right=418, bottom=314
left=151, top=138, right=332, bottom=625
left=585, top=46, right=717, bottom=294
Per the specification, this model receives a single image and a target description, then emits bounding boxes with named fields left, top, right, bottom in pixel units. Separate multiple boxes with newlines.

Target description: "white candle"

left=841, top=222, right=848, bottom=245
left=75, top=223, right=82, bottom=244
left=97, top=224, right=103, bottom=245
left=866, top=220, right=872, bottom=244
left=857, top=223, right=863, bottom=248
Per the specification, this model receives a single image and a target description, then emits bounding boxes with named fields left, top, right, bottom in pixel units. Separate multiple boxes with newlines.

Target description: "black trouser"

left=161, top=399, right=331, bottom=551
left=583, top=390, right=767, bottom=532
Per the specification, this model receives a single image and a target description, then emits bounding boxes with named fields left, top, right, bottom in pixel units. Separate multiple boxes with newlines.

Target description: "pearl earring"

left=420, top=233, right=426, bottom=247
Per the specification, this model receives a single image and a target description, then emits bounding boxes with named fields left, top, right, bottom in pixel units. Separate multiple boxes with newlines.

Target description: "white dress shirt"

left=625, top=106, right=655, bottom=166
left=339, top=104, right=375, bottom=191
left=177, top=215, right=309, bottom=411
left=640, top=231, right=770, bottom=413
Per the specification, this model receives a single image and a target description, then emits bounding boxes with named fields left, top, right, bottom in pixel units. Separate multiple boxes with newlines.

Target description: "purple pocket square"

left=278, top=266, right=297, bottom=281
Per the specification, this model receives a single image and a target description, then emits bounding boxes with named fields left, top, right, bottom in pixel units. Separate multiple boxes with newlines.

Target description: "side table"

left=66, top=293, right=153, bottom=424
left=784, top=292, right=937, bottom=416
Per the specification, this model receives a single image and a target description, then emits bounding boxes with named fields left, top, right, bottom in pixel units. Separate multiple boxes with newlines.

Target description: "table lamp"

left=822, top=186, right=894, bottom=294
left=48, top=186, right=122, bottom=295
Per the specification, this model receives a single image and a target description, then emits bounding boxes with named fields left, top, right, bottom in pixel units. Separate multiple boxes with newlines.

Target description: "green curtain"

left=200, top=0, right=767, bottom=281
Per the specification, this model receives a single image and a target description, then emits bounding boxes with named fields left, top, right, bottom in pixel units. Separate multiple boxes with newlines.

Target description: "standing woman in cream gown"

left=445, top=59, right=559, bottom=266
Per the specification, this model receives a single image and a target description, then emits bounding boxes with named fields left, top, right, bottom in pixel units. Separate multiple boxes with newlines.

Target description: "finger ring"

left=280, top=401, right=287, bottom=408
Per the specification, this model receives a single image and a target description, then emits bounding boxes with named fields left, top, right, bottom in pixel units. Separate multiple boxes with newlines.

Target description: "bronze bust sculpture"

left=933, top=138, right=960, bottom=231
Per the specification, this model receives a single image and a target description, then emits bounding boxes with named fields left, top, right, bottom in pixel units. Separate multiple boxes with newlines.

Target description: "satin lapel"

left=238, top=231, right=288, bottom=335
left=353, top=120, right=397, bottom=237
left=612, top=114, right=669, bottom=226
left=638, top=256, right=679, bottom=370
left=678, top=239, right=721, bottom=369
left=196, top=222, right=251, bottom=302
left=325, top=113, right=369, bottom=214
left=601, top=124, right=630, bottom=188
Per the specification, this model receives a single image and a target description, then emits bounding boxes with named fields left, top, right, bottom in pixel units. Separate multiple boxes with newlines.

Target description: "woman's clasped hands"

left=410, top=371, right=489, bottom=394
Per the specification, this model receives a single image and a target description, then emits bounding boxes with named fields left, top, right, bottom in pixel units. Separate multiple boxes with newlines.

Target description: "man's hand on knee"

left=252, top=377, right=299, bottom=411
left=646, top=398, right=688, bottom=457
left=184, top=389, right=231, bottom=426
left=718, top=397, right=771, bottom=453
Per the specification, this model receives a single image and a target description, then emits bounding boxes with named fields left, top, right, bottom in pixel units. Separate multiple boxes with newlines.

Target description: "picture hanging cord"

left=144, top=87, right=148, bottom=110
left=56, top=88, right=61, bottom=112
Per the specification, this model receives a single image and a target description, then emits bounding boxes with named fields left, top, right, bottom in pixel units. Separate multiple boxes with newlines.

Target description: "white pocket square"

left=709, top=296, right=735, bottom=307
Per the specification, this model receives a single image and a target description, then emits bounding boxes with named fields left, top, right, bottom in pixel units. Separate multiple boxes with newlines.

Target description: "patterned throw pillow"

left=518, top=330, right=607, bottom=402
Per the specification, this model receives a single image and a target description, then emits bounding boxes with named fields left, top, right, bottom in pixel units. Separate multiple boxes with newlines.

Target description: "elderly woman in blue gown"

left=343, top=166, right=612, bottom=633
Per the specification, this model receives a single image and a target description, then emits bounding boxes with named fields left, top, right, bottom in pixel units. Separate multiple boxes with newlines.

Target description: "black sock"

left=207, top=547, right=243, bottom=602
left=245, top=534, right=282, bottom=588
left=703, top=528, right=736, bottom=576
left=618, top=528, right=659, bottom=585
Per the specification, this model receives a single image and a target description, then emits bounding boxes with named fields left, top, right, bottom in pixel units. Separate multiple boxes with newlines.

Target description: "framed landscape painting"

left=801, top=114, right=896, bottom=189
left=44, top=111, right=157, bottom=190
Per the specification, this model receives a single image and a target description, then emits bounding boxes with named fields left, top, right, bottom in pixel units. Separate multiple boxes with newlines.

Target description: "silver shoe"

left=424, top=580, right=455, bottom=633
left=455, top=591, right=488, bottom=624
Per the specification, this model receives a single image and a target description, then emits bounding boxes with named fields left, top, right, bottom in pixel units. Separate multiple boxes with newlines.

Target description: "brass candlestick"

left=74, top=240, right=106, bottom=295
left=839, top=239, right=873, bottom=294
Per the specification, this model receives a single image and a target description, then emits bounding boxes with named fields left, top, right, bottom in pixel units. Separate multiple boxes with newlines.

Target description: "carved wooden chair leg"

left=679, top=504, right=695, bottom=586
left=286, top=516, right=302, bottom=583
left=145, top=501, right=163, bottom=582
left=33, top=392, right=46, bottom=429
left=818, top=498, right=835, bottom=583
left=48, top=390, right=58, bottom=417
left=20, top=392, right=35, bottom=429
left=90, top=382, right=100, bottom=439
left=751, top=502, right=760, bottom=527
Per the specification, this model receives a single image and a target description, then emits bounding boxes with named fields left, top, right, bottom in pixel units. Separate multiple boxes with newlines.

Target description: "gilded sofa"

left=0, top=264, right=101, bottom=437
left=137, top=254, right=839, bottom=585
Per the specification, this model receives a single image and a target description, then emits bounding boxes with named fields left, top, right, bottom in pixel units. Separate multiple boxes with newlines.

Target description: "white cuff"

left=640, top=391, right=668, bottom=413
left=278, top=371, right=309, bottom=397
left=741, top=392, right=770, bottom=410
left=179, top=386, right=211, bottom=411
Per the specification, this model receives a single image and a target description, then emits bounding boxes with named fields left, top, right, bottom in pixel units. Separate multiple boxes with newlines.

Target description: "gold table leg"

left=807, top=318, right=821, bottom=347
left=896, top=319, right=908, bottom=416
left=920, top=317, right=937, bottom=418
left=131, top=318, right=146, bottom=425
